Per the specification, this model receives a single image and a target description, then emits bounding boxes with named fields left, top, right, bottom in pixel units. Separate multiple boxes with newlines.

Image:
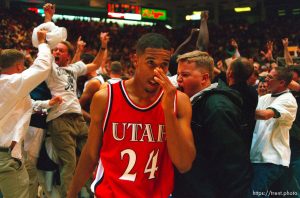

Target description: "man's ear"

left=279, top=80, right=286, bottom=87
left=202, top=73, right=210, bottom=82
left=133, top=53, right=138, bottom=68
left=15, top=61, right=25, bottom=72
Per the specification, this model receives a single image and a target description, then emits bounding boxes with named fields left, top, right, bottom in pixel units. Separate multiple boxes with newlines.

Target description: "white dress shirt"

left=0, top=43, right=52, bottom=159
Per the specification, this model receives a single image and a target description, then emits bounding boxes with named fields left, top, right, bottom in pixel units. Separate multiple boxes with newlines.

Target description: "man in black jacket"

left=174, top=50, right=252, bottom=198
left=226, top=57, right=258, bottom=151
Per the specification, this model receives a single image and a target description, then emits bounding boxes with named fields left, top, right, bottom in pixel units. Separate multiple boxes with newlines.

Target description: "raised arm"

left=19, top=30, right=51, bottom=97
left=174, top=29, right=199, bottom=55
left=43, top=3, right=55, bottom=23
left=231, top=39, right=240, bottom=58
left=154, top=68, right=196, bottom=173
left=85, top=32, right=110, bottom=73
left=71, top=36, right=86, bottom=64
left=282, top=38, right=294, bottom=66
left=261, top=41, right=274, bottom=62
left=197, top=11, right=209, bottom=52
left=67, top=88, right=108, bottom=197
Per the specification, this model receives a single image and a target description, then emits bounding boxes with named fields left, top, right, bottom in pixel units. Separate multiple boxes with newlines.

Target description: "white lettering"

left=140, top=124, right=155, bottom=142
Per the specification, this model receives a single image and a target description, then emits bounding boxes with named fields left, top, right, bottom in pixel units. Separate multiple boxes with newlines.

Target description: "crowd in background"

left=1, top=7, right=300, bottom=73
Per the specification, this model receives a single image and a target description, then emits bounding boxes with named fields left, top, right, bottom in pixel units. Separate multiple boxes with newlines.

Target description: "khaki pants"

left=0, top=151, right=29, bottom=198
left=47, top=113, right=88, bottom=197
left=24, top=127, right=45, bottom=198
left=24, top=153, right=38, bottom=198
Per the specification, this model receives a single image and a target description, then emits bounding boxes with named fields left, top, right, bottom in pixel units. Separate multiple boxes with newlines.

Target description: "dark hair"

left=111, top=61, right=122, bottom=74
left=230, top=57, right=254, bottom=83
left=0, top=49, right=25, bottom=70
left=60, top=41, right=74, bottom=58
left=136, top=33, right=171, bottom=55
left=274, top=67, right=293, bottom=86
left=80, top=53, right=95, bottom=64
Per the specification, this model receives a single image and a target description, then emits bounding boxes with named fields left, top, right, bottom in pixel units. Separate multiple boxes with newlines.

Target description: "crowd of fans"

left=1, top=7, right=300, bottom=72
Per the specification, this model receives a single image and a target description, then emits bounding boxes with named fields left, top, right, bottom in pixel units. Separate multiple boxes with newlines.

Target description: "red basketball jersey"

left=91, top=81, right=174, bottom=198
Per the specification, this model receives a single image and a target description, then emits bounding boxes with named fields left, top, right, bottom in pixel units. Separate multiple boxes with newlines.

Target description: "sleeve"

left=15, top=43, right=52, bottom=99
left=268, top=93, right=298, bottom=121
left=69, top=61, right=87, bottom=77
left=31, top=99, right=50, bottom=111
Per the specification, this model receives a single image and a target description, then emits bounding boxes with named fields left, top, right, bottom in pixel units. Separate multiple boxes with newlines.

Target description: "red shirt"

left=92, top=81, right=174, bottom=198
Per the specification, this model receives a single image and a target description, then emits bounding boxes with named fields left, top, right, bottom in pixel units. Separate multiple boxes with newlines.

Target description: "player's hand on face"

left=154, top=68, right=177, bottom=111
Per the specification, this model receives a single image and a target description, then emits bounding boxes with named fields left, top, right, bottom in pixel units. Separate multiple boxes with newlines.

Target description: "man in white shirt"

left=42, top=4, right=109, bottom=197
left=250, top=67, right=298, bottom=197
left=0, top=30, right=51, bottom=198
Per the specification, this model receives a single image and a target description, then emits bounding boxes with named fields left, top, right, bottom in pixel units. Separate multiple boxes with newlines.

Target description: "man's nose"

left=177, top=76, right=182, bottom=83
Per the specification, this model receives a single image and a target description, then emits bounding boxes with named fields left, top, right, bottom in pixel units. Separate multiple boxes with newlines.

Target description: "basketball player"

left=67, top=33, right=195, bottom=197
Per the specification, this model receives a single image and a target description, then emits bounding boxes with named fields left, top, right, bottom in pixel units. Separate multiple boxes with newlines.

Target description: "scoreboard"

left=107, top=3, right=167, bottom=21
left=107, top=3, right=141, bottom=14
left=107, top=3, right=141, bottom=20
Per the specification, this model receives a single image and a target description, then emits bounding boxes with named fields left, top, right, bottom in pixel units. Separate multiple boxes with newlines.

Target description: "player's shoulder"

left=93, top=85, right=109, bottom=102
left=176, top=90, right=190, bottom=102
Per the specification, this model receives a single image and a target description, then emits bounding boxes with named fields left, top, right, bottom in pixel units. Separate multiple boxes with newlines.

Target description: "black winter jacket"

left=174, top=80, right=252, bottom=198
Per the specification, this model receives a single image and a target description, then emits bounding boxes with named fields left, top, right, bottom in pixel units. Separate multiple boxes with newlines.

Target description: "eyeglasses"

left=266, top=74, right=278, bottom=81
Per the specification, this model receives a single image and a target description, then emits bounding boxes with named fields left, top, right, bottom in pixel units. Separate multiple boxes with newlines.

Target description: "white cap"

left=32, top=22, right=67, bottom=49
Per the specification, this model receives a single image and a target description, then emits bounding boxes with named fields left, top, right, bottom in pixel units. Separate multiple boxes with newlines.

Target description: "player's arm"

left=67, top=88, right=108, bottom=198
left=154, top=68, right=196, bottom=173
left=79, top=79, right=102, bottom=122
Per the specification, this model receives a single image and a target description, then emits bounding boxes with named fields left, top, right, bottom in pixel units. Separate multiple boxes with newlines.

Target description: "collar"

left=271, top=89, right=290, bottom=97
left=190, top=83, right=218, bottom=102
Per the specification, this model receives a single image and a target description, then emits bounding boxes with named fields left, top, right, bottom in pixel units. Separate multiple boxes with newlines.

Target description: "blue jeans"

left=266, top=139, right=300, bottom=198
left=290, top=138, right=300, bottom=196
left=249, top=163, right=287, bottom=197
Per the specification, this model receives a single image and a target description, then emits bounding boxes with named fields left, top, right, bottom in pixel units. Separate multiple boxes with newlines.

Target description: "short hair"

left=60, top=41, right=74, bottom=58
left=0, top=49, right=25, bottom=70
left=177, top=50, right=214, bottom=80
left=111, top=61, right=122, bottom=75
left=230, top=57, right=254, bottom=83
left=274, top=67, right=293, bottom=86
left=136, top=33, right=171, bottom=55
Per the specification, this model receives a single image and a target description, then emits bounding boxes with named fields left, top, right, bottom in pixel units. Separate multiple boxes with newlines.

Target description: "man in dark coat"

left=174, top=50, right=252, bottom=198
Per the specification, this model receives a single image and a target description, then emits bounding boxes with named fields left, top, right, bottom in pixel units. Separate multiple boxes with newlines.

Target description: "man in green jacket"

left=174, top=50, right=252, bottom=198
